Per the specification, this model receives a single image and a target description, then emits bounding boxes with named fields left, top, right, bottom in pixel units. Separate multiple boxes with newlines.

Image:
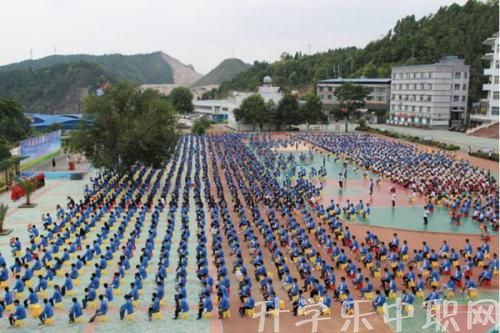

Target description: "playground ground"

left=0, top=131, right=498, bottom=333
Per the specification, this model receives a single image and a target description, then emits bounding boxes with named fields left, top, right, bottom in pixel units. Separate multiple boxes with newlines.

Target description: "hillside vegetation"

left=0, top=52, right=174, bottom=84
left=192, top=58, right=251, bottom=87
left=0, top=62, right=112, bottom=114
left=219, top=0, right=499, bottom=103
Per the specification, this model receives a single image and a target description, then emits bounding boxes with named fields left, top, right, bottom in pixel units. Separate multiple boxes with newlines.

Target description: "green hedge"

left=470, top=151, right=499, bottom=162
left=356, top=127, right=461, bottom=151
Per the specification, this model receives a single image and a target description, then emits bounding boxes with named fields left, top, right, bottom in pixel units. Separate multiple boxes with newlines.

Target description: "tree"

left=301, top=93, right=327, bottom=130
left=191, top=117, right=211, bottom=135
left=18, top=178, right=36, bottom=207
left=361, top=63, right=379, bottom=78
left=200, top=88, right=217, bottom=100
left=238, top=94, right=267, bottom=130
left=0, top=203, right=9, bottom=235
left=217, top=1, right=498, bottom=105
left=0, top=98, right=31, bottom=143
left=71, top=81, right=179, bottom=175
left=0, top=142, right=11, bottom=162
left=275, top=93, right=301, bottom=130
left=334, top=83, right=371, bottom=132
left=169, top=87, right=194, bottom=114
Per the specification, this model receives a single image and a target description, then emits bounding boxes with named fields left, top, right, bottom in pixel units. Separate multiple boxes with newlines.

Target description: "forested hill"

left=0, top=51, right=203, bottom=114
left=0, top=52, right=175, bottom=84
left=219, top=0, right=499, bottom=103
left=0, top=62, right=112, bottom=114
left=192, top=58, right=251, bottom=87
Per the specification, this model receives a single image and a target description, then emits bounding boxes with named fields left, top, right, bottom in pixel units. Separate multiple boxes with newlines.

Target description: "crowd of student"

left=240, top=133, right=497, bottom=314
left=0, top=132, right=497, bottom=329
left=0, top=136, right=224, bottom=327
left=298, top=133, right=499, bottom=231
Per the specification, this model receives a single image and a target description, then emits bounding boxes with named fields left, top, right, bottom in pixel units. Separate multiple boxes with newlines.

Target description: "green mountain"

left=0, top=51, right=203, bottom=114
left=0, top=62, right=112, bottom=114
left=0, top=52, right=174, bottom=84
left=192, top=58, right=251, bottom=87
left=219, top=0, right=499, bottom=103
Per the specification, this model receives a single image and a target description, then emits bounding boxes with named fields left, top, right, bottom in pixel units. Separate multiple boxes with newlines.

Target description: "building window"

left=494, top=91, right=500, bottom=100
left=427, top=84, right=432, bottom=90
left=462, top=84, right=467, bottom=90
left=455, top=72, right=461, bottom=79
left=427, top=107, right=431, bottom=113
left=464, top=72, right=468, bottom=79
left=427, top=95, right=432, bottom=102
left=494, top=76, right=499, bottom=84
left=453, top=96, right=460, bottom=102
left=454, top=84, right=460, bottom=90
left=492, top=107, right=499, bottom=115
left=327, top=87, right=332, bottom=92
left=327, top=95, right=332, bottom=99
left=462, top=96, right=466, bottom=102
left=319, top=86, right=324, bottom=92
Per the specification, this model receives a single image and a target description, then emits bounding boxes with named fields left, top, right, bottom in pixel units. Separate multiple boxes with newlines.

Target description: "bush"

left=357, top=118, right=367, bottom=129
left=191, top=116, right=212, bottom=135
left=470, top=151, right=499, bottom=161
left=362, top=126, right=461, bottom=151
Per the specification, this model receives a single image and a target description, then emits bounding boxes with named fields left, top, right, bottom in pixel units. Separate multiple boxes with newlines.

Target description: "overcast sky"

left=1, top=0, right=467, bottom=74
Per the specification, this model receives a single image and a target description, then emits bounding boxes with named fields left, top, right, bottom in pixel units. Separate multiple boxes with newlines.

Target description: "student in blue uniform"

left=147, top=294, right=160, bottom=321
left=8, top=300, right=26, bottom=326
left=89, top=295, right=108, bottom=323
left=39, top=298, right=54, bottom=325
left=239, top=295, right=255, bottom=317
left=69, top=297, right=83, bottom=323
left=119, top=295, right=134, bottom=320
left=372, top=290, right=386, bottom=310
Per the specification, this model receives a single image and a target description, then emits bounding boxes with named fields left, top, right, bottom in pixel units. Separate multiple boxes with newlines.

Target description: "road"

left=371, top=124, right=499, bottom=153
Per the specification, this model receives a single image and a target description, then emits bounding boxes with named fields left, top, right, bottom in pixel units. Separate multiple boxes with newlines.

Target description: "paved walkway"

left=372, top=124, right=499, bottom=153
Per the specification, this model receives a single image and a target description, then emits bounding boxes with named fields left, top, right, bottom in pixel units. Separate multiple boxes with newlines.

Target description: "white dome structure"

left=263, top=76, right=273, bottom=85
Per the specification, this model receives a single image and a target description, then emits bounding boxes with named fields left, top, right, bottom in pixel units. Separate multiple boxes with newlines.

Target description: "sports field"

left=0, top=132, right=497, bottom=333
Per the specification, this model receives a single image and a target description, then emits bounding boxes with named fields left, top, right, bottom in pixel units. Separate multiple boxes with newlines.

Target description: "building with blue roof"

left=26, top=113, right=84, bottom=130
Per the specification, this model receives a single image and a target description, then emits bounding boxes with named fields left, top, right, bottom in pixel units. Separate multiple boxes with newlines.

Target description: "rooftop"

left=318, top=78, right=391, bottom=84
left=483, top=32, right=499, bottom=46
left=193, top=99, right=235, bottom=107
left=391, top=56, right=469, bottom=69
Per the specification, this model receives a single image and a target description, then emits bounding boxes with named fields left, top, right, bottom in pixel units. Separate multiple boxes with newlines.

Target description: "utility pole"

left=29, top=49, right=33, bottom=71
